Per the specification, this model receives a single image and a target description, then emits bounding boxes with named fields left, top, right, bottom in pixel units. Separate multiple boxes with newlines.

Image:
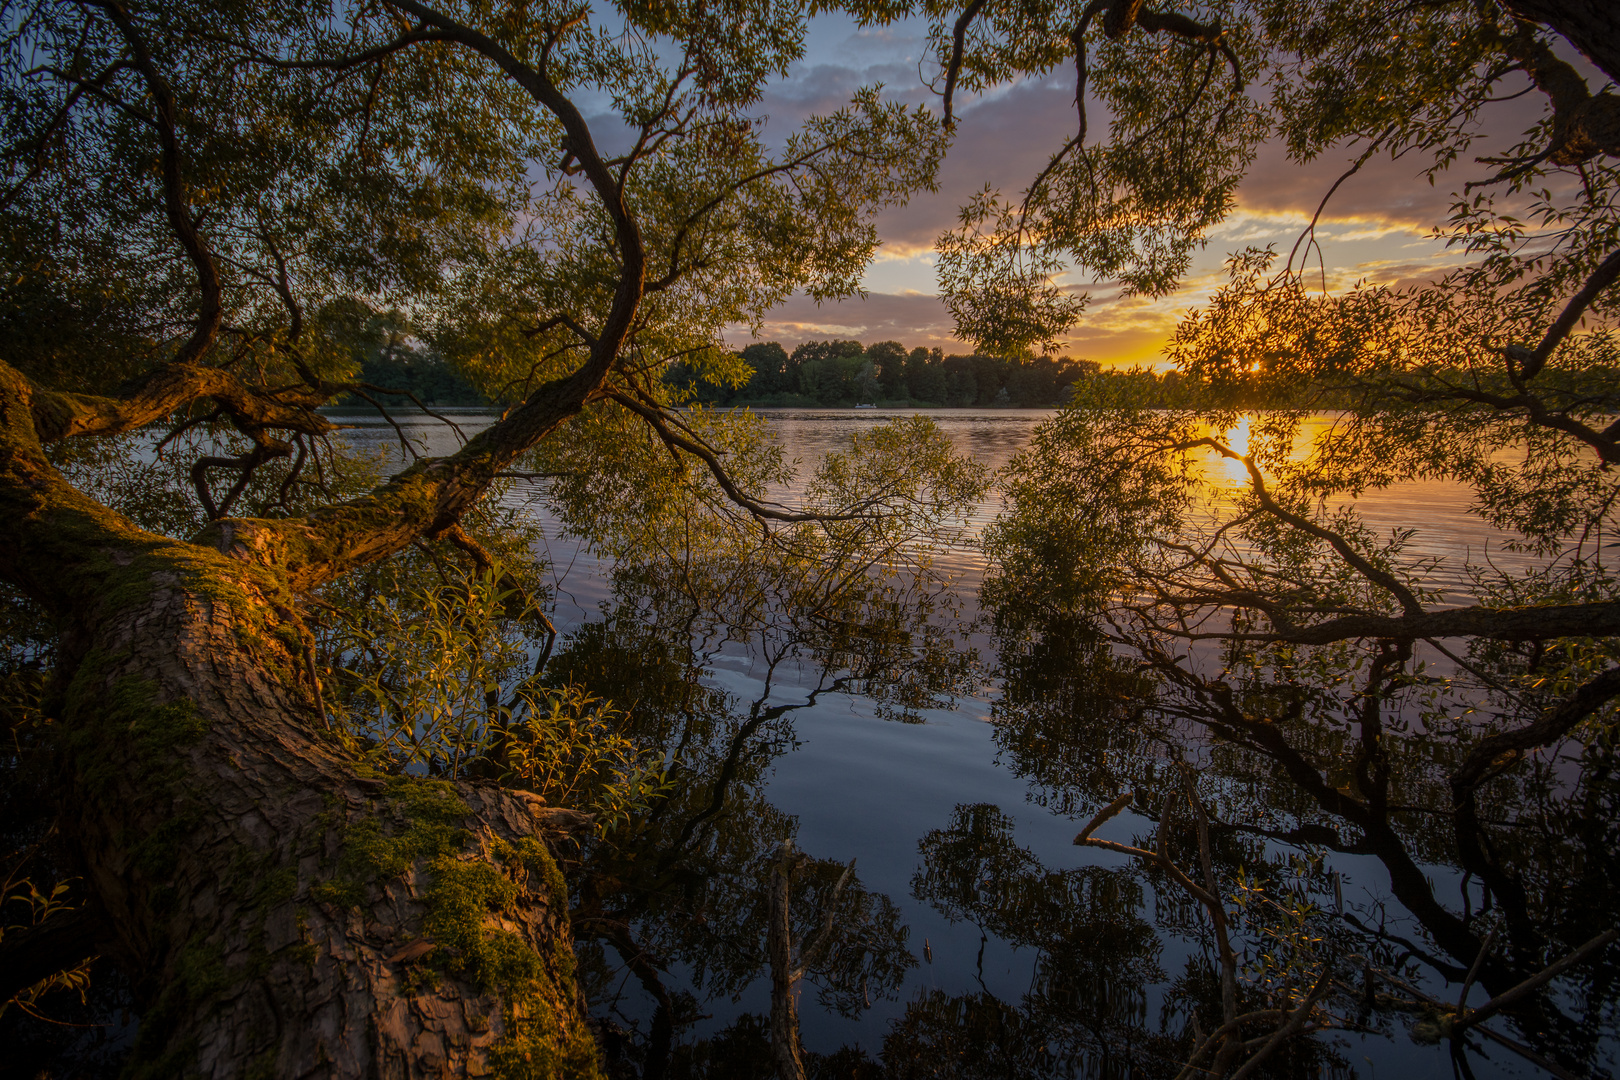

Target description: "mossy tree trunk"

left=1, top=360, right=604, bottom=1077
left=0, top=3, right=658, bottom=1068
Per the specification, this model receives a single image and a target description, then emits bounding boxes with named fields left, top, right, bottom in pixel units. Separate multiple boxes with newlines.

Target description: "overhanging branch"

left=605, top=391, right=841, bottom=524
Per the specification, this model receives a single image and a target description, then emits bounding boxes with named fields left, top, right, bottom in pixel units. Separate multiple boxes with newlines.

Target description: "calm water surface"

left=332, top=406, right=1615, bottom=1079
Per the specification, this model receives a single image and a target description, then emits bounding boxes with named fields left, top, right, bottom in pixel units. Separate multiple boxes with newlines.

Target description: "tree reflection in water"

left=549, top=560, right=965, bottom=1078
left=978, top=605, right=1620, bottom=1077
left=545, top=548, right=1619, bottom=1078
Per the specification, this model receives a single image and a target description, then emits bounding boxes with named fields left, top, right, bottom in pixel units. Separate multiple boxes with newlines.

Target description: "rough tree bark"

left=0, top=354, right=606, bottom=1076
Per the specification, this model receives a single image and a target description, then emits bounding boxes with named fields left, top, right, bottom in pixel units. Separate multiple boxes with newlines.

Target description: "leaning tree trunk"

left=58, top=573, right=596, bottom=1077
left=0, top=368, right=601, bottom=1077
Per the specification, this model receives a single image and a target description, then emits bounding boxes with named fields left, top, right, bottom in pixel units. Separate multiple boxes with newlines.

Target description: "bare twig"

left=1453, top=928, right=1618, bottom=1033
left=1229, top=966, right=1335, bottom=1080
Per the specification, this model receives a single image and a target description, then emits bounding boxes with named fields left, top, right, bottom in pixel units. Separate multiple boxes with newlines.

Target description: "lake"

left=333, top=405, right=1616, bottom=1079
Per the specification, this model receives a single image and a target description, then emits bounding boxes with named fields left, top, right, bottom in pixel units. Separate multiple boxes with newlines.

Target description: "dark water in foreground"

left=333, top=407, right=1617, bottom=1080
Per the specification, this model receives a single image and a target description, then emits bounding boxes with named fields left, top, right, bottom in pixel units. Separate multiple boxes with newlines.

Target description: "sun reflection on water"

left=1213, top=413, right=1254, bottom=487
left=1225, top=414, right=1252, bottom=453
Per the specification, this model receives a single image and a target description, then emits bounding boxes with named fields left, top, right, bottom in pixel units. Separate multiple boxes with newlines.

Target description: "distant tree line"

left=356, top=351, right=489, bottom=407
left=331, top=306, right=492, bottom=408
left=670, top=339, right=1099, bottom=407
left=342, top=324, right=1334, bottom=413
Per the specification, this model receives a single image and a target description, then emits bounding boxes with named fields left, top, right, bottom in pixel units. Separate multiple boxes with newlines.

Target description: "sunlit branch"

left=26, top=360, right=331, bottom=444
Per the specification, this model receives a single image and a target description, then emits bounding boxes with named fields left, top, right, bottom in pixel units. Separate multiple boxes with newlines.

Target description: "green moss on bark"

left=311, top=777, right=472, bottom=906
left=483, top=838, right=601, bottom=1080
left=66, top=676, right=209, bottom=801
left=311, top=778, right=600, bottom=1078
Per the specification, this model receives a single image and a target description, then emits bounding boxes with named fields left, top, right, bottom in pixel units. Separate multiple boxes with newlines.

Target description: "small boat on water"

left=854, top=403, right=877, bottom=409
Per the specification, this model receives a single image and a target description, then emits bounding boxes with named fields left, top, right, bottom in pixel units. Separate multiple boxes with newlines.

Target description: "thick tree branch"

left=165, top=1, right=655, bottom=590
left=941, top=0, right=988, bottom=127
left=1519, top=246, right=1620, bottom=380
left=0, top=360, right=274, bottom=619
left=26, top=363, right=331, bottom=444
left=1499, top=21, right=1620, bottom=167
left=1148, top=597, right=1620, bottom=645
left=1387, top=380, right=1620, bottom=465
left=385, top=0, right=645, bottom=373
left=1500, top=0, right=1620, bottom=86
left=191, top=365, right=600, bottom=591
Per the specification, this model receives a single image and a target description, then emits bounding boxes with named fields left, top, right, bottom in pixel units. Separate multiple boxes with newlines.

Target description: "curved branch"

left=167, top=1, right=654, bottom=590
left=1285, top=126, right=1398, bottom=277
left=1182, top=437, right=1424, bottom=616
left=941, top=0, right=988, bottom=127
left=385, top=0, right=645, bottom=375
left=1501, top=0, right=1620, bottom=85
left=27, top=363, right=330, bottom=444
left=191, top=441, right=292, bottom=520
left=191, top=365, right=599, bottom=591
left=605, top=391, right=840, bottom=523
left=1388, top=381, right=1620, bottom=465
left=1498, top=21, right=1620, bottom=167
left=93, top=1, right=222, bottom=367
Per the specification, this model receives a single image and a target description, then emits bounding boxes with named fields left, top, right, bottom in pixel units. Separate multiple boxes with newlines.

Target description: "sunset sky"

left=714, top=12, right=1544, bottom=369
